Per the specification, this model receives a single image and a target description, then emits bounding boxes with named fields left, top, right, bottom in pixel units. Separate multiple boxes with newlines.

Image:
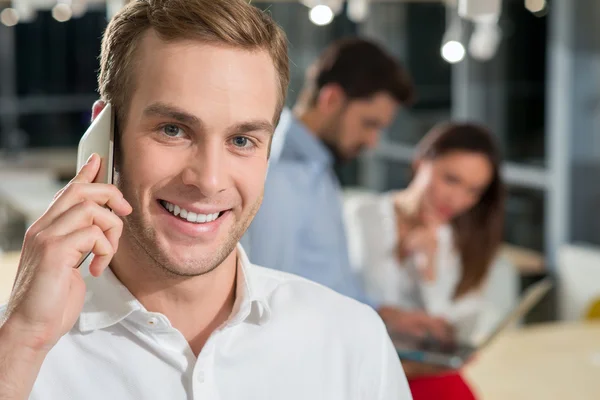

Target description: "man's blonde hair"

left=98, top=0, right=289, bottom=128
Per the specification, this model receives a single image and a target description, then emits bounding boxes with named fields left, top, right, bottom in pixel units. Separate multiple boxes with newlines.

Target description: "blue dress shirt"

left=243, top=114, right=375, bottom=308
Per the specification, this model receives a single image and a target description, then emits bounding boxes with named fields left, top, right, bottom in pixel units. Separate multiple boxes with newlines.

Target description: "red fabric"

left=409, top=372, right=478, bottom=400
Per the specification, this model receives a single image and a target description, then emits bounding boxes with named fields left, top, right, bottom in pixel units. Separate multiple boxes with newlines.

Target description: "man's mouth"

left=159, top=200, right=226, bottom=224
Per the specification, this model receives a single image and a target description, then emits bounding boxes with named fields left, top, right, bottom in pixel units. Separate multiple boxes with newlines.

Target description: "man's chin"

left=333, top=146, right=364, bottom=166
left=150, top=234, right=239, bottom=276
left=147, top=248, right=224, bottom=277
left=334, top=154, right=357, bottom=167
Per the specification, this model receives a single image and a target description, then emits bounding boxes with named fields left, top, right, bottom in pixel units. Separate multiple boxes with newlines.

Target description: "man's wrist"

left=0, top=318, right=51, bottom=363
left=0, top=320, right=48, bottom=399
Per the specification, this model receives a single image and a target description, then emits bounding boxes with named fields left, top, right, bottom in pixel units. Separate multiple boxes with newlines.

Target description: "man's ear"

left=91, top=100, right=107, bottom=121
left=412, top=158, right=421, bottom=172
left=316, top=83, right=346, bottom=114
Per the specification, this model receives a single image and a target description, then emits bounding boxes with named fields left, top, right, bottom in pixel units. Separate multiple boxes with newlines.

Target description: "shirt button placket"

left=192, top=336, right=216, bottom=399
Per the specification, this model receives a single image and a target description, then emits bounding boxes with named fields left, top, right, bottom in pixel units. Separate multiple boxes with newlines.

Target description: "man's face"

left=116, top=31, right=277, bottom=277
left=320, top=92, right=398, bottom=163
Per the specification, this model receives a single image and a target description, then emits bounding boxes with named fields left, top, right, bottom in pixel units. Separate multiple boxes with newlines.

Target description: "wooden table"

left=464, top=322, right=600, bottom=400
left=500, top=244, right=545, bottom=276
left=0, top=251, right=20, bottom=304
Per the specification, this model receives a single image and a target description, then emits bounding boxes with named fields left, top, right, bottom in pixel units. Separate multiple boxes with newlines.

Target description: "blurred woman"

left=345, top=122, right=505, bottom=386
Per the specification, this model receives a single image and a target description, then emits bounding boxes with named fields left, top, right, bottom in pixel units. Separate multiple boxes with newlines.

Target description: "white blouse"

left=344, top=192, right=485, bottom=341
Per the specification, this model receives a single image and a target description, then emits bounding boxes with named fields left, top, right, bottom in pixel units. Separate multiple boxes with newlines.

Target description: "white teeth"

left=161, top=201, right=221, bottom=224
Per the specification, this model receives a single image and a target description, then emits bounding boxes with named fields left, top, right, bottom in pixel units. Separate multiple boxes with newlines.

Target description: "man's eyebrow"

left=143, top=102, right=202, bottom=127
left=143, top=102, right=274, bottom=136
left=227, top=120, right=275, bottom=137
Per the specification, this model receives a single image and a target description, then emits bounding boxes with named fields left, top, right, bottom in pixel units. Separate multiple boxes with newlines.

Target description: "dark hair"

left=415, top=122, right=505, bottom=297
left=302, top=37, right=415, bottom=107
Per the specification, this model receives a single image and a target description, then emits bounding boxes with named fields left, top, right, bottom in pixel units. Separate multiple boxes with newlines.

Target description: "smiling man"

left=0, top=1, right=411, bottom=399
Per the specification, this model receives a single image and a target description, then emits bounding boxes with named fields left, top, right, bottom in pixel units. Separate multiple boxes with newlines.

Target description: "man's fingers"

left=33, top=183, right=131, bottom=235
left=72, top=153, right=101, bottom=184
left=430, top=325, right=448, bottom=341
left=66, top=225, right=114, bottom=276
left=427, top=319, right=454, bottom=342
left=43, top=201, right=123, bottom=252
left=405, top=312, right=450, bottom=341
left=54, top=183, right=132, bottom=216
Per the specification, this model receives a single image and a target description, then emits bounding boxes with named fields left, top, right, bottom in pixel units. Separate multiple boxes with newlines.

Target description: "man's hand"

left=0, top=153, right=132, bottom=399
left=401, top=360, right=454, bottom=379
left=378, top=306, right=454, bottom=343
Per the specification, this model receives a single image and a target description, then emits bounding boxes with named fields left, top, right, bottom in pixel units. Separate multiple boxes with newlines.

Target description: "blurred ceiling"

left=0, top=0, right=450, bottom=6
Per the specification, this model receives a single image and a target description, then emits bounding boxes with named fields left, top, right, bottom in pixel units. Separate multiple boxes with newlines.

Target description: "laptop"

left=389, top=277, right=554, bottom=369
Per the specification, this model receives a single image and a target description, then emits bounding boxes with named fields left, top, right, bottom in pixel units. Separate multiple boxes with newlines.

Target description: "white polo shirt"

left=2, top=245, right=412, bottom=399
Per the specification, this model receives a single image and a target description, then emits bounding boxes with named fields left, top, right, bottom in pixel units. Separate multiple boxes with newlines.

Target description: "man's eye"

left=162, top=124, right=182, bottom=137
left=232, top=136, right=250, bottom=147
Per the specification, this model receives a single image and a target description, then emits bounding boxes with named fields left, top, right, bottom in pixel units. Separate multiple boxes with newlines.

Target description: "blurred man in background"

left=245, top=38, right=450, bottom=336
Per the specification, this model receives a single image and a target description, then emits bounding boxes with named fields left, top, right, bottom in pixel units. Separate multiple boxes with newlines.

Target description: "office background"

left=3, top=1, right=600, bottom=398
left=0, top=0, right=569, bottom=263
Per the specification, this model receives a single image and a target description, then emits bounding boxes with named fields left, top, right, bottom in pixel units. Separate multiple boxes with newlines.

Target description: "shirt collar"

left=78, top=244, right=271, bottom=333
left=281, top=114, right=333, bottom=167
left=227, top=244, right=272, bottom=326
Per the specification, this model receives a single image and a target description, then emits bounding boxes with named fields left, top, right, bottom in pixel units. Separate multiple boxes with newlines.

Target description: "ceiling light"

left=525, top=0, right=547, bottom=15
left=458, top=0, right=502, bottom=21
left=71, top=0, right=88, bottom=18
left=441, top=41, right=466, bottom=64
left=0, top=8, right=19, bottom=27
left=347, top=0, right=370, bottom=23
left=52, top=3, right=72, bottom=22
left=469, top=18, right=502, bottom=61
left=309, top=5, right=334, bottom=26
left=441, top=10, right=466, bottom=64
left=12, top=1, right=37, bottom=23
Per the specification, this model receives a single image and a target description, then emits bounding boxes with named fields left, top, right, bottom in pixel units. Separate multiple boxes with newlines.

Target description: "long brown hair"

left=414, top=122, right=505, bottom=298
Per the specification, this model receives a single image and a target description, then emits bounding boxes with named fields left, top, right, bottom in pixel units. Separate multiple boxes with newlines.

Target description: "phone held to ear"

left=74, top=103, right=116, bottom=269
left=77, top=103, right=115, bottom=184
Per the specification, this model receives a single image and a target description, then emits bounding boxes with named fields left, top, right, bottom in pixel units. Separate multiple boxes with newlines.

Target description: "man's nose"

left=180, top=143, right=228, bottom=196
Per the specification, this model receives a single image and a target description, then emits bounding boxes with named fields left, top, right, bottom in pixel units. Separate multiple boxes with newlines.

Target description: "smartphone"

left=75, top=103, right=116, bottom=269
left=77, top=103, right=115, bottom=184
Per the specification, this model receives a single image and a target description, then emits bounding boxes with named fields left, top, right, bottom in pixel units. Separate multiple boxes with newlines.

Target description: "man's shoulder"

left=266, top=159, right=322, bottom=187
left=260, top=163, right=323, bottom=209
left=249, top=264, right=386, bottom=341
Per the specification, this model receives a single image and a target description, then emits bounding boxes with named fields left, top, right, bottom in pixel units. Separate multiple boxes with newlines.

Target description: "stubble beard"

left=319, top=109, right=351, bottom=166
left=116, top=170, right=264, bottom=280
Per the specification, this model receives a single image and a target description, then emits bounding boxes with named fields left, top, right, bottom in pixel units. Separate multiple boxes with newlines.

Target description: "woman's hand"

left=395, top=199, right=442, bottom=281
left=398, top=225, right=438, bottom=281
